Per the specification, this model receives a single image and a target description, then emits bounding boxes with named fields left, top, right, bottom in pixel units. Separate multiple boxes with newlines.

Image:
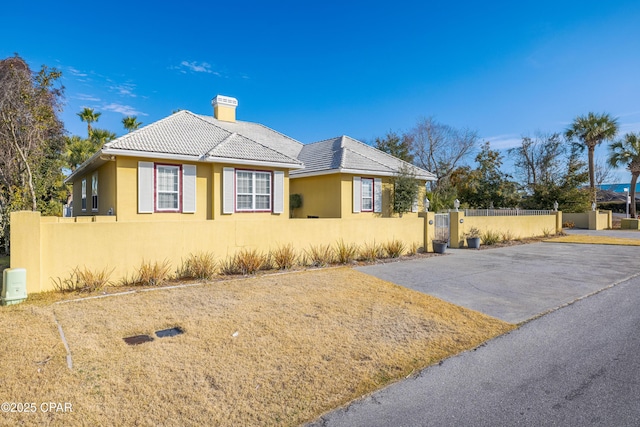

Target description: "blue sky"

left=2, top=1, right=640, bottom=181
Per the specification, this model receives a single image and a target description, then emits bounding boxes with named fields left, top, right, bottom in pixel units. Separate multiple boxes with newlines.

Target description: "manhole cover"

left=155, top=327, right=184, bottom=338
left=123, top=334, right=154, bottom=345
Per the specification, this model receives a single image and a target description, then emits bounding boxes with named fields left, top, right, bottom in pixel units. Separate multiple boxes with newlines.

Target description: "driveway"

left=356, top=238, right=640, bottom=324
left=308, top=235, right=640, bottom=426
left=310, top=268, right=640, bottom=427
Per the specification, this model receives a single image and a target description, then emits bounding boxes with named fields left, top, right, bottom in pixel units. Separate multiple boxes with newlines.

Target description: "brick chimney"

left=211, top=95, right=238, bottom=122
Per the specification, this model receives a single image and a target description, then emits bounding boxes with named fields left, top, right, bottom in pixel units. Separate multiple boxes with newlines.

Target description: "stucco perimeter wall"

left=562, top=211, right=612, bottom=230
left=563, top=213, right=589, bottom=229
left=448, top=211, right=562, bottom=248
left=11, top=211, right=428, bottom=294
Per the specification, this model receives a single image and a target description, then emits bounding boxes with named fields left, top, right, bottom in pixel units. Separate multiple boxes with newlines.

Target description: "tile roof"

left=67, top=109, right=436, bottom=183
left=104, top=110, right=302, bottom=166
left=291, top=135, right=436, bottom=180
left=196, top=115, right=304, bottom=160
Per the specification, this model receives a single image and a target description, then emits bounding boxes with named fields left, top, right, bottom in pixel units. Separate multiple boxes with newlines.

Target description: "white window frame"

left=81, top=178, right=87, bottom=212
left=91, top=173, right=98, bottom=212
left=235, top=170, right=272, bottom=212
left=155, top=164, right=181, bottom=212
left=361, top=178, right=374, bottom=212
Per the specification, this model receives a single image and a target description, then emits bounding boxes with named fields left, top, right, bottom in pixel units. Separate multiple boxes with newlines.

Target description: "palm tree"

left=77, top=107, right=101, bottom=138
left=89, top=128, right=116, bottom=147
left=565, top=112, right=618, bottom=204
left=65, top=135, right=95, bottom=171
left=608, top=132, right=640, bottom=217
left=122, top=116, right=142, bottom=133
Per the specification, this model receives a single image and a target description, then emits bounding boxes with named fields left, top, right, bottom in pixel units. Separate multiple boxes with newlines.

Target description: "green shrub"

left=177, top=252, right=217, bottom=280
left=334, top=240, right=359, bottom=264
left=383, top=239, right=406, bottom=258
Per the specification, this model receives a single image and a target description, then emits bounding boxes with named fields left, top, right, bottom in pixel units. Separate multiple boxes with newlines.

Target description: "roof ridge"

left=105, top=109, right=194, bottom=149
left=206, top=132, right=236, bottom=157
left=239, top=120, right=305, bottom=147
left=341, top=135, right=433, bottom=176
left=211, top=132, right=302, bottom=165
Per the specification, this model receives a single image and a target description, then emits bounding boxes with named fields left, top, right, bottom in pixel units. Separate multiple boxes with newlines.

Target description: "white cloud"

left=67, top=66, right=88, bottom=77
left=109, top=82, right=137, bottom=98
left=102, top=103, right=147, bottom=116
left=481, top=134, right=522, bottom=150
left=74, top=93, right=101, bottom=102
left=175, top=60, right=221, bottom=76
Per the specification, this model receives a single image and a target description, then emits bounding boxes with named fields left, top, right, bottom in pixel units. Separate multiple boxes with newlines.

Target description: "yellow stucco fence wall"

left=10, top=210, right=562, bottom=294
left=562, top=211, right=612, bottom=230
left=448, top=211, right=563, bottom=248
left=11, top=211, right=430, bottom=293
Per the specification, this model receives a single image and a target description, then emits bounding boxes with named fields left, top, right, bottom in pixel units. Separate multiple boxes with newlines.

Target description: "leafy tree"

left=565, top=112, right=618, bottom=203
left=77, top=107, right=101, bottom=138
left=122, top=115, right=142, bottom=133
left=456, top=142, right=520, bottom=208
left=374, top=130, right=414, bottom=163
left=391, top=165, right=421, bottom=216
left=520, top=146, right=590, bottom=212
left=608, top=132, right=640, bottom=217
left=0, top=54, right=66, bottom=252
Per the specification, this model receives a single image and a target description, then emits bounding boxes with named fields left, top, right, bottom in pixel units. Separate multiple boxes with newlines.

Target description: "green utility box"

left=2, top=268, right=27, bottom=306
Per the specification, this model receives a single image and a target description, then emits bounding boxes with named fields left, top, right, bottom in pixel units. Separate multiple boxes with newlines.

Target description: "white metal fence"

left=446, top=209, right=553, bottom=216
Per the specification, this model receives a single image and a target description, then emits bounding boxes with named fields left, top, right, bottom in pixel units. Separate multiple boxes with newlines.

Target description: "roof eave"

left=63, top=149, right=106, bottom=184
left=290, top=167, right=436, bottom=180
left=206, top=156, right=304, bottom=169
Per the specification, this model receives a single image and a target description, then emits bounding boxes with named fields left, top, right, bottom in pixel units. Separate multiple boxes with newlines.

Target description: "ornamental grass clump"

left=334, top=239, right=359, bottom=264
left=270, top=244, right=298, bottom=270
left=223, top=248, right=267, bottom=275
left=359, top=241, right=384, bottom=262
left=383, top=239, right=406, bottom=258
left=52, top=266, right=113, bottom=293
left=407, top=241, right=421, bottom=256
left=480, top=230, right=501, bottom=246
left=177, top=252, right=217, bottom=280
left=134, top=259, right=172, bottom=286
left=305, top=244, right=334, bottom=267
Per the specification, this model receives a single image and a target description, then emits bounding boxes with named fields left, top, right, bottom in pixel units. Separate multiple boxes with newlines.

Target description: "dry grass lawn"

left=546, top=234, right=640, bottom=246
left=0, top=268, right=513, bottom=426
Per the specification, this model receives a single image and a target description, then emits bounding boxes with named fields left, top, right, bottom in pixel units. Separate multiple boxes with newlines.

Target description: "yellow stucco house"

left=65, top=95, right=435, bottom=221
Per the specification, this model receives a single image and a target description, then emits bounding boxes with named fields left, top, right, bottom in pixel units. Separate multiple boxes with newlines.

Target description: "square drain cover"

left=123, top=334, right=154, bottom=345
left=156, top=327, right=184, bottom=338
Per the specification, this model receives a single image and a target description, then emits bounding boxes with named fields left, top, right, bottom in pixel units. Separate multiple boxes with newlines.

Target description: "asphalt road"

left=309, top=273, right=640, bottom=426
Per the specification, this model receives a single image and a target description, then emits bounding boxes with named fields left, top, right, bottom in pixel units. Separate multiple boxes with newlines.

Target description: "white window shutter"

left=353, top=176, right=361, bottom=213
left=412, top=197, right=418, bottom=213
left=374, top=178, right=382, bottom=213
left=223, top=167, right=235, bottom=214
left=273, top=170, right=284, bottom=214
left=183, top=164, right=196, bottom=213
left=138, top=161, right=154, bottom=213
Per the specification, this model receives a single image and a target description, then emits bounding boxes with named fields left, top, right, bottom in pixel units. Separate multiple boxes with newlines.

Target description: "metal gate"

left=434, top=213, right=450, bottom=246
